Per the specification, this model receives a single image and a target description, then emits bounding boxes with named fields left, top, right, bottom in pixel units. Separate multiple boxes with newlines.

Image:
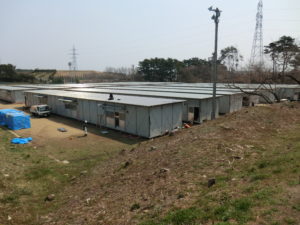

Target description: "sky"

left=0, top=0, right=299, bottom=71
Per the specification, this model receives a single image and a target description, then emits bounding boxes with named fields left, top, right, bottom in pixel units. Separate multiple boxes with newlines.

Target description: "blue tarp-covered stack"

left=6, top=112, right=31, bottom=130
left=0, top=109, right=19, bottom=125
left=0, top=109, right=31, bottom=130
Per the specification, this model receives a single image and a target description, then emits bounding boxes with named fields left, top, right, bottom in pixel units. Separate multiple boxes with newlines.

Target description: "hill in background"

left=15, top=69, right=129, bottom=83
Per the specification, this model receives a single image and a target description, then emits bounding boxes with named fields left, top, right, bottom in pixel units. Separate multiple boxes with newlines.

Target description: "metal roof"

left=166, top=83, right=300, bottom=89
left=24, top=90, right=185, bottom=107
left=69, top=88, right=222, bottom=100
left=90, top=86, right=245, bottom=95
left=13, top=85, right=70, bottom=89
left=125, top=85, right=255, bottom=92
left=0, top=86, right=36, bottom=91
left=46, top=83, right=103, bottom=88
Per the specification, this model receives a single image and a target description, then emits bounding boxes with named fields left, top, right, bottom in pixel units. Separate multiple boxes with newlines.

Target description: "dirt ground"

left=0, top=101, right=143, bottom=147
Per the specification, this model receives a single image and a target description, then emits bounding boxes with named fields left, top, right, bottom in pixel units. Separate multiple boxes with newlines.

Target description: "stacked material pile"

left=0, top=109, right=31, bottom=130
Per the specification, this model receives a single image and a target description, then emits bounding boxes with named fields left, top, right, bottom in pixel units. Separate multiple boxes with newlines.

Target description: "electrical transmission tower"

left=250, top=0, right=264, bottom=66
left=69, top=45, right=78, bottom=71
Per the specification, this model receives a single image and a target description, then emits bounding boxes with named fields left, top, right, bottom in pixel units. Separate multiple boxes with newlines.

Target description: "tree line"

left=135, top=46, right=245, bottom=83
left=0, top=64, right=36, bottom=82
left=136, top=36, right=300, bottom=84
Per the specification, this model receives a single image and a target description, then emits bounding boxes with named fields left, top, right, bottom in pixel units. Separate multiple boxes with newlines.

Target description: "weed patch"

left=25, top=167, right=53, bottom=180
left=250, top=173, right=269, bottom=182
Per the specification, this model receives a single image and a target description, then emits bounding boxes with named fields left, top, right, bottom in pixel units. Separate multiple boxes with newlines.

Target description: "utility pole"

left=208, top=6, right=221, bottom=120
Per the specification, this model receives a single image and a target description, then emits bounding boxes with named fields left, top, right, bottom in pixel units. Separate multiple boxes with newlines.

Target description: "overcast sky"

left=0, top=0, right=299, bottom=71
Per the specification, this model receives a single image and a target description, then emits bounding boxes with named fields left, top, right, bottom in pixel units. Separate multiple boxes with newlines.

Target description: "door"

left=115, top=112, right=120, bottom=128
left=194, top=107, right=200, bottom=122
left=97, top=104, right=105, bottom=126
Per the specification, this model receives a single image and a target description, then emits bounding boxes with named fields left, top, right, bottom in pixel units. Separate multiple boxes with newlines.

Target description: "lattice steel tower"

left=70, top=45, right=78, bottom=71
left=250, top=0, right=264, bottom=66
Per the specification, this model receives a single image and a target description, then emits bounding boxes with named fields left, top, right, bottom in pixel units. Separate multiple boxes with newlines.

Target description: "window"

left=38, top=106, right=50, bottom=111
left=106, top=111, right=115, bottom=127
left=64, top=102, right=77, bottom=110
left=63, top=99, right=78, bottom=110
left=119, top=113, right=125, bottom=120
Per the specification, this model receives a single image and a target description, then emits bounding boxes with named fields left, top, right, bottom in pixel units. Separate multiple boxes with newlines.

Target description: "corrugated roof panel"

left=69, top=88, right=222, bottom=99
left=90, top=86, right=245, bottom=95
left=24, top=90, right=185, bottom=107
left=13, top=85, right=69, bottom=89
left=0, top=86, right=36, bottom=91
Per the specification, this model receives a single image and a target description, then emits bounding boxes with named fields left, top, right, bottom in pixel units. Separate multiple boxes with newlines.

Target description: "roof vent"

left=108, top=93, right=114, bottom=100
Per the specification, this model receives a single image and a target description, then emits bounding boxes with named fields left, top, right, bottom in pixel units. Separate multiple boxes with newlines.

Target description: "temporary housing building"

left=161, top=83, right=279, bottom=103
left=128, top=85, right=260, bottom=107
left=69, top=88, right=220, bottom=123
left=212, top=83, right=300, bottom=102
left=24, top=90, right=184, bottom=138
left=275, top=85, right=300, bottom=101
left=0, top=86, right=35, bottom=103
left=77, top=86, right=242, bottom=115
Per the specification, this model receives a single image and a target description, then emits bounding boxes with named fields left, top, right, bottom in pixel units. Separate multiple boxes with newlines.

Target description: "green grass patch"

left=0, top=188, right=32, bottom=205
left=284, top=217, right=297, bottom=225
left=257, top=160, right=269, bottom=169
left=287, top=179, right=300, bottom=186
left=164, top=208, right=202, bottom=225
left=232, top=198, right=252, bottom=212
left=214, top=198, right=252, bottom=223
left=272, top=168, right=282, bottom=174
left=292, top=203, right=300, bottom=211
left=251, top=188, right=274, bottom=201
left=250, top=173, right=269, bottom=182
left=25, top=167, right=53, bottom=180
left=140, top=197, right=253, bottom=225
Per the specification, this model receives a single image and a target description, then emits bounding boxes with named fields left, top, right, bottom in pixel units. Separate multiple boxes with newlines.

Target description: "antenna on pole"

left=250, top=0, right=264, bottom=67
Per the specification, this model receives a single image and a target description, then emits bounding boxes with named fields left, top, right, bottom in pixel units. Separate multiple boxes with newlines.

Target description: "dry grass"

left=1, top=102, right=300, bottom=225
left=40, top=102, right=300, bottom=225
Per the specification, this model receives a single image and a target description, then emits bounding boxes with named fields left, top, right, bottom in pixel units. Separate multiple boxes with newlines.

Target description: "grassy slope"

left=46, top=103, right=300, bottom=225
left=0, top=127, right=139, bottom=224
left=1, top=103, right=300, bottom=225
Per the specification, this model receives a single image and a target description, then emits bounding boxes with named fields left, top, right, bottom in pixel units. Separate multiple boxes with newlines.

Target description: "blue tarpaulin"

left=11, top=137, right=32, bottom=144
left=0, top=109, right=20, bottom=126
left=6, top=112, right=31, bottom=130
